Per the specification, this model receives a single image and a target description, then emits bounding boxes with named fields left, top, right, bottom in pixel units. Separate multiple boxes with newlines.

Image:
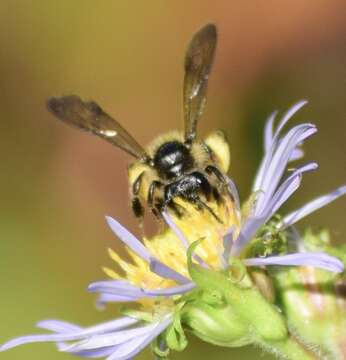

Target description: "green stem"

left=258, top=335, right=320, bottom=360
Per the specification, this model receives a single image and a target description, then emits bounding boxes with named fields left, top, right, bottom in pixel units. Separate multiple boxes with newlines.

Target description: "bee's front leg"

left=205, top=165, right=227, bottom=185
left=205, top=165, right=231, bottom=201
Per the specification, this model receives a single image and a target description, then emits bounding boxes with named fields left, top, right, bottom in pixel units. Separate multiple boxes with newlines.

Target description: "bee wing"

left=47, top=95, right=149, bottom=161
left=183, top=23, right=217, bottom=144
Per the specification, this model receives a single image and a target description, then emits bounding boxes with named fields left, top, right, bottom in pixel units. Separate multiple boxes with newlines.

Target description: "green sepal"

left=187, top=239, right=228, bottom=292
left=152, top=337, right=170, bottom=359
left=200, top=288, right=224, bottom=306
left=165, top=310, right=188, bottom=352
left=227, top=257, right=252, bottom=288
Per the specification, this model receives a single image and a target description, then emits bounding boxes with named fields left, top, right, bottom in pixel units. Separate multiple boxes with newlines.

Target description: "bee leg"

left=147, top=180, right=164, bottom=218
left=131, top=172, right=145, bottom=228
left=205, top=165, right=227, bottom=185
left=205, top=165, right=231, bottom=200
left=194, top=196, right=223, bottom=224
left=167, top=200, right=186, bottom=218
left=211, top=186, right=222, bottom=204
left=192, top=171, right=212, bottom=202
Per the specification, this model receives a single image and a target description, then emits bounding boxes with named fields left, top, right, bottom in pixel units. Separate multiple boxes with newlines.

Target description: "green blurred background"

left=0, top=1, right=345, bottom=359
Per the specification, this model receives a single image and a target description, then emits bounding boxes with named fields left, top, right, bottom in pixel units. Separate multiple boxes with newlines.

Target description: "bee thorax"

left=164, top=172, right=211, bottom=203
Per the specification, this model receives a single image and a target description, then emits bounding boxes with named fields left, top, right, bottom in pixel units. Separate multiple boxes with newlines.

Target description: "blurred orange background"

left=0, top=1, right=345, bottom=359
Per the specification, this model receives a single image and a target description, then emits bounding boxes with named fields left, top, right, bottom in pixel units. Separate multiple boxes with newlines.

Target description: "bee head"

left=153, top=141, right=194, bottom=180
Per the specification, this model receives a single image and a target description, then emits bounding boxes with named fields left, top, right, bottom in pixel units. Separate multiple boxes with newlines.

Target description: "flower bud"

left=182, top=300, right=251, bottom=347
left=271, top=230, right=346, bottom=359
left=180, top=241, right=289, bottom=348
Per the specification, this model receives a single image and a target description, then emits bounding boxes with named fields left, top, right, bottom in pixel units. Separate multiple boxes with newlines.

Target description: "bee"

left=47, top=24, right=231, bottom=224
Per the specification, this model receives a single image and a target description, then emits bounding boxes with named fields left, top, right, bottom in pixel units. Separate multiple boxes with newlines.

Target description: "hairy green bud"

left=271, top=230, right=346, bottom=359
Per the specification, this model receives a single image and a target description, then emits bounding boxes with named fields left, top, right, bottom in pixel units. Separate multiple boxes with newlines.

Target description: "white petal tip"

left=105, top=215, right=113, bottom=223
left=87, top=283, right=96, bottom=292
left=336, top=185, right=346, bottom=194
left=0, top=344, right=8, bottom=352
left=0, top=340, right=20, bottom=352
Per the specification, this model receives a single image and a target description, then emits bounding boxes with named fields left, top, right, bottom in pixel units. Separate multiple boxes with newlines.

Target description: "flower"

left=1, top=101, right=345, bottom=359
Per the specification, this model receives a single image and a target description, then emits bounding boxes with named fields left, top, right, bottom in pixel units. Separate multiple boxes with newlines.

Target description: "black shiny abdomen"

left=153, top=141, right=194, bottom=180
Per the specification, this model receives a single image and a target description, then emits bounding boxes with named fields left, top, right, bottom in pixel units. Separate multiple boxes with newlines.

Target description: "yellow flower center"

left=103, top=195, right=239, bottom=306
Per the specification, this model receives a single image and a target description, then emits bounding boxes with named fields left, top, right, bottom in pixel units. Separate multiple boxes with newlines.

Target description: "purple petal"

left=230, top=216, right=265, bottom=256
left=289, top=147, right=304, bottom=161
left=105, top=216, right=151, bottom=262
left=106, top=216, right=187, bottom=284
left=162, top=212, right=189, bottom=248
left=254, top=101, right=309, bottom=192
left=149, top=260, right=191, bottom=284
left=88, top=281, right=143, bottom=298
left=226, top=176, right=241, bottom=216
left=264, top=110, right=277, bottom=152
left=50, top=317, right=139, bottom=336
left=255, top=124, right=317, bottom=214
left=281, top=185, right=346, bottom=229
left=255, top=123, right=316, bottom=204
left=273, top=100, right=308, bottom=139
left=0, top=317, right=140, bottom=351
left=89, top=280, right=195, bottom=297
left=4, top=317, right=172, bottom=359
left=105, top=315, right=172, bottom=360
left=106, top=335, right=150, bottom=360
left=37, top=320, right=82, bottom=333
left=232, top=163, right=317, bottom=256
left=266, top=162, right=318, bottom=217
left=142, top=282, right=195, bottom=296
left=89, top=280, right=195, bottom=298
left=244, top=252, right=344, bottom=273
left=63, top=324, right=157, bottom=351
left=222, top=226, right=235, bottom=267
left=264, top=100, right=308, bottom=153
left=67, top=346, right=119, bottom=358
left=0, top=334, right=72, bottom=351
left=55, top=340, right=120, bottom=358
left=151, top=259, right=191, bottom=283
left=96, top=293, right=139, bottom=308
